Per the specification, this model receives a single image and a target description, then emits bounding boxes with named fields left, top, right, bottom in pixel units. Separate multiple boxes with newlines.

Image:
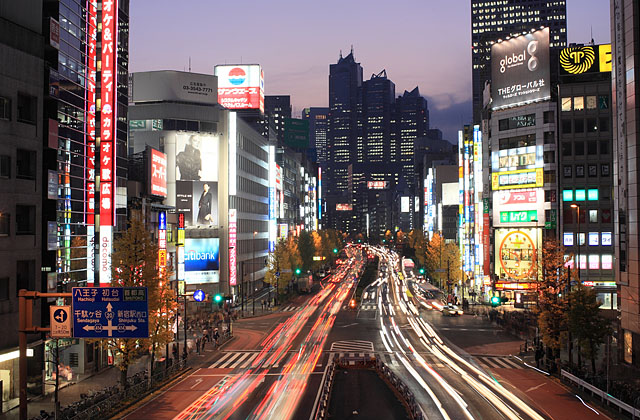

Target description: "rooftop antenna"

left=351, top=44, right=354, bottom=56
left=189, top=57, right=191, bottom=72
left=590, top=26, right=595, bottom=45
left=340, top=49, right=343, bottom=59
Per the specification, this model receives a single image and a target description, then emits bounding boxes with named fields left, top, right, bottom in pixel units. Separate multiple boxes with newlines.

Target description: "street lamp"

left=253, top=231, right=257, bottom=316
left=570, top=204, right=581, bottom=283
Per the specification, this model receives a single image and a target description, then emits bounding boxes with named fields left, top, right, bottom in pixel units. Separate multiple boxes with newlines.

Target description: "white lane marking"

left=190, top=378, right=203, bottom=389
left=525, top=383, right=547, bottom=393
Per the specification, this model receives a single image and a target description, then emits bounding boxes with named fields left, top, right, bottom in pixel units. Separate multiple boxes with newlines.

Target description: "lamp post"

left=253, top=231, right=257, bottom=316
left=570, top=204, right=581, bottom=283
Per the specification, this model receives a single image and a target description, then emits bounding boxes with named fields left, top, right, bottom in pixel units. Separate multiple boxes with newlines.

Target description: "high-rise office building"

left=263, top=95, right=291, bottom=144
left=0, top=1, right=45, bottom=401
left=302, top=107, right=329, bottom=164
left=471, top=0, right=567, bottom=123
left=327, top=50, right=362, bottom=232
left=611, top=0, right=640, bottom=367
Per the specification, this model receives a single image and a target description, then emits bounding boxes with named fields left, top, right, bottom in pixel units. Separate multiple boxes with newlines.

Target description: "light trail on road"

left=173, top=247, right=364, bottom=420
left=371, top=246, right=546, bottom=420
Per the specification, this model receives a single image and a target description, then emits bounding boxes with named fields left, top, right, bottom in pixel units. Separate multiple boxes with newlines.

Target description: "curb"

left=108, top=366, right=194, bottom=420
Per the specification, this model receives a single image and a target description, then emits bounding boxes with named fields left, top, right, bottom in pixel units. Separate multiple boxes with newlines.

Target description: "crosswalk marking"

left=208, top=351, right=293, bottom=370
left=330, top=340, right=375, bottom=353
left=475, top=356, right=523, bottom=370
left=281, top=305, right=300, bottom=312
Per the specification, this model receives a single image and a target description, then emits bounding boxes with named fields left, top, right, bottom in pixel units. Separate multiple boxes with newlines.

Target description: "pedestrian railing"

left=312, top=356, right=336, bottom=420
left=561, top=369, right=640, bottom=418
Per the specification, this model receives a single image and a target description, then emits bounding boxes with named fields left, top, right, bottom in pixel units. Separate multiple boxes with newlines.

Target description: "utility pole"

left=253, top=231, right=257, bottom=316
left=447, top=258, right=451, bottom=297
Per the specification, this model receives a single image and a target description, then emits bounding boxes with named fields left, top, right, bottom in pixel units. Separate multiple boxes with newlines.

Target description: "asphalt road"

left=124, top=246, right=366, bottom=420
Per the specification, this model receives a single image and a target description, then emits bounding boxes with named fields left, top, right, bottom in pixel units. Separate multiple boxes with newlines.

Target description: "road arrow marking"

left=190, top=378, right=203, bottom=389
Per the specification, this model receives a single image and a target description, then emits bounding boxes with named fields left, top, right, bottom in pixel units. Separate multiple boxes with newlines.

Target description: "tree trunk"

left=120, top=362, right=129, bottom=390
left=577, top=343, right=582, bottom=371
left=590, top=339, right=597, bottom=374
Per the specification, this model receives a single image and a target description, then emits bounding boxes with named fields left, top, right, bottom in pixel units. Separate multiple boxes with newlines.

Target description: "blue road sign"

left=193, top=289, right=205, bottom=302
left=275, top=271, right=280, bottom=278
left=72, top=287, right=149, bottom=338
left=53, top=308, right=67, bottom=323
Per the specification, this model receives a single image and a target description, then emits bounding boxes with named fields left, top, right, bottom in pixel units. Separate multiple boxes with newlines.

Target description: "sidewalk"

left=1, top=355, right=149, bottom=420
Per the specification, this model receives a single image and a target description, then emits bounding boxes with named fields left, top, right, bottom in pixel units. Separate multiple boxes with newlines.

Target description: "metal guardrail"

left=561, top=369, right=640, bottom=418
left=315, top=354, right=423, bottom=420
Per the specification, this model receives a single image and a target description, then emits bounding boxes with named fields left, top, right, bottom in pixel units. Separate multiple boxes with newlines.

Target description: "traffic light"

left=490, top=296, right=501, bottom=307
left=418, top=267, right=425, bottom=275
left=214, top=293, right=223, bottom=307
left=333, top=248, right=338, bottom=254
left=295, top=268, right=302, bottom=275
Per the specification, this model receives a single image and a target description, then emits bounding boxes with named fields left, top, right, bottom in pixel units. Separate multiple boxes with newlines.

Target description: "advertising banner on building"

left=130, top=71, right=217, bottom=105
left=229, top=209, right=237, bottom=286
left=495, top=228, right=541, bottom=281
left=491, top=27, right=550, bottom=110
left=367, top=181, right=388, bottom=190
left=491, top=168, right=543, bottom=190
left=559, top=44, right=612, bottom=76
left=184, top=238, right=220, bottom=284
left=174, top=133, right=219, bottom=227
left=214, top=64, right=264, bottom=112
left=336, top=204, right=352, bottom=211
left=149, top=148, right=167, bottom=197
left=493, top=188, right=544, bottom=226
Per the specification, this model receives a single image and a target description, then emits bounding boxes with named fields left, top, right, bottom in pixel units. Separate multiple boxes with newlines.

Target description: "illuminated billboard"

left=130, top=71, right=217, bottom=105
left=336, top=204, right=352, bottom=211
left=493, top=188, right=544, bottom=227
left=495, top=228, right=541, bottom=281
left=229, top=209, right=237, bottom=286
left=184, top=238, right=220, bottom=284
left=492, top=145, right=543, bottom=172
left=401, top=197, right=410, bottom=213
left=214, top=64, right=264, bottom=112
left=491, top=167, right=543, bottom=190
left=559, top=44, right=611, bottom=76
left=174, top=133, right=220, bottom=227
left=148, top=148, right=167, bottom=197
left=491, top=27, right=550, bottom=110
left=367, top=181, right=388, bottom=190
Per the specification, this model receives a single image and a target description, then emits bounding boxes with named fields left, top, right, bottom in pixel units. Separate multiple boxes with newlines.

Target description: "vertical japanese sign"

left=85, top=0, right=97, bottom=285
left=177, top=213, right=185, bottom=294
left=158, top=211, right=166, bottom=276
left=99, top=0, right=118, bottom=285
left=229, top=209, right=237, bottom=286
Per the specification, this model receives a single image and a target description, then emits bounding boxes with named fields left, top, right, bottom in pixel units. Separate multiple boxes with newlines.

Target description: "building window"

left=544, top=131, right=555, bottom=144
left=589, top=210, right=598, bottom=223
left=16, top=260, right=35, bottom=294
left=588, top=164, right=597, bottom=177
left=17, top=93, right=36, bottom=124
left=0, top=213, right=9, bottom=236
left=599, top=117, right=609, bottom=132
left=601, top=164, right=610, bottom=176
left=573, top=96, right=584, bottom=111
left=15, top=205, right=35, bottom=235
left=0, top=277, right=8, bottom=300
left=575, top=141, right=585, bottom=155
left=598, top=95, right=609, bottom=110
left=587, top=118, right=598, bottom=133
left=561, top=97, right=572, bottom=111
left=544, top=151, right=555, bottom=164
left=574, top=119, right=584, bottom=133
left=498, top=114, right=535, bottom=131
left=543, top=111, right=555, bottom=123
left=587, top=141, right=598, bottom=155
left=599, top=140, right=610, bottom=155
left=562, top=119, right=572, bottom=134
left=562, top=142, right=572, bottom=157
left=563, top=165, right=572, bottom=178
left=586, top=95, right=597, bottom=110
left=576, top=165, right=585, bottom=177
left=0, top=155, right=10, bottom=178
left=0, top=96, right=11, bottom=120
left=16, top=149, right=36, bottom=180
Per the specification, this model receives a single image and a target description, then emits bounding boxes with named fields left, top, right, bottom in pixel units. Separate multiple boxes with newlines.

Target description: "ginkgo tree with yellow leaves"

left=107, top=211, right=176, bottom=388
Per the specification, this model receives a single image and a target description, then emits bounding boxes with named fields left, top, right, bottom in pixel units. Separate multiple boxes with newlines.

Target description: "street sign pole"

left=17, top=290, right=72, bottom=420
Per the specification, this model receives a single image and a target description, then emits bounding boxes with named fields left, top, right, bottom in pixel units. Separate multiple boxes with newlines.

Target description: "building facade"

left=611, top=0, right=640, bottom=366
left=471, top=0, right=567, bottom=123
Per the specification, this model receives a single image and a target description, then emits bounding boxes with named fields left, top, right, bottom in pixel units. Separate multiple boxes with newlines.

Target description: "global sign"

left=491, top=27, right=550, bottom=110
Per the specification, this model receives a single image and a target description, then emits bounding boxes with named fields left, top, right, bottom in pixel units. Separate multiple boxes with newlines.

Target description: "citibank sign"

left=184, top=238, right=219, bottom=272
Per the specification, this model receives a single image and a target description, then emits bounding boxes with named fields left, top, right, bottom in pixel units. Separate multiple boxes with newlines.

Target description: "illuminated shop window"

left=601, top=254, right=613, bottom=269
left=575, top=189, right=586, bottom=201
left=588, top=254, right=599, bottom=270
left=563, top=232, right=573, bottom=246
left=587, top=189, right=598, bottom=201
left=562, top=190, right=573, bottom=201
left=601, top=232, right=612, bottom=246
left=588, top=232, right=599, bottom=246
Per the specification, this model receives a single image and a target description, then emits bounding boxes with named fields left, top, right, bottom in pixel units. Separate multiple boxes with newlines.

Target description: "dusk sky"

left=130, top=1, right=610, bottom=141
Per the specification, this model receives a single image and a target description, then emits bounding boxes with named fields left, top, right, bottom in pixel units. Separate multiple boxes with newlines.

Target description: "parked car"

left=442, top=304, right=463, bottom=316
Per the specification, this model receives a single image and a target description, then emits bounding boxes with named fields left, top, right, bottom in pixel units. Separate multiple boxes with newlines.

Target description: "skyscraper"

left=327, top=50, right=362, bottom=232
left=471, top=0, right=567, bottom=123
left=263, top=95, right=291, bottom=144
left=611, top=0, right=640, bottom=367
left=302, top=107, right=329, bottom=164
